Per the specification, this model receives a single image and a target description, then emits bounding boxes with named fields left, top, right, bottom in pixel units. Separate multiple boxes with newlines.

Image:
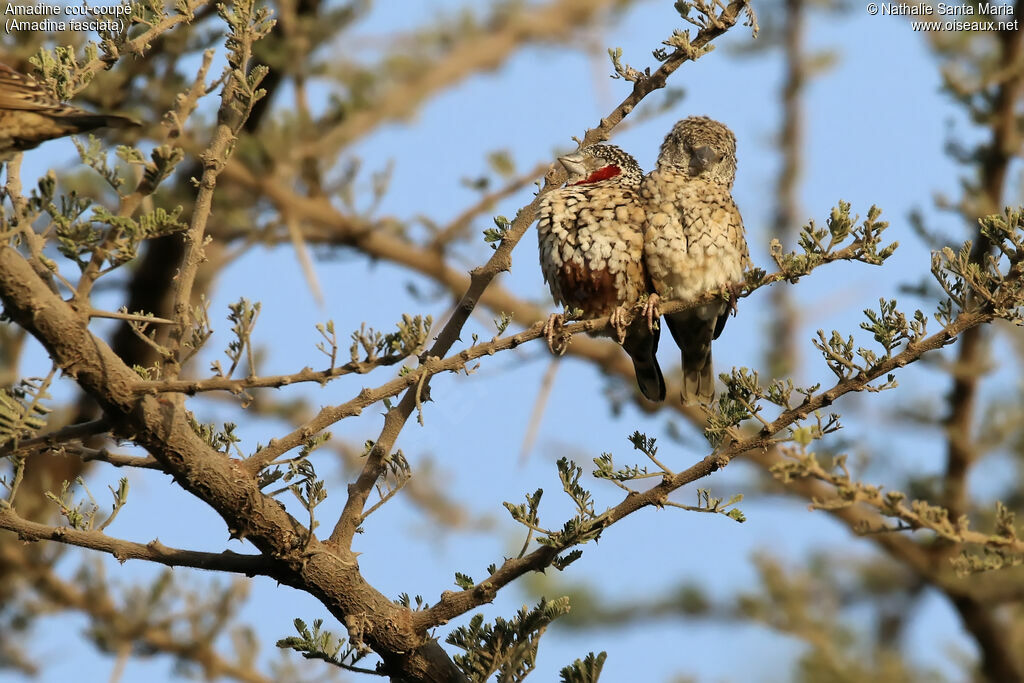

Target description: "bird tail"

left=664, top=312, right=716, bottom=406
left=68, top=113, right=139, bottom=129
left=622, top=322, right=666, bottom=402
left=682, top=346, right=714, bottom=406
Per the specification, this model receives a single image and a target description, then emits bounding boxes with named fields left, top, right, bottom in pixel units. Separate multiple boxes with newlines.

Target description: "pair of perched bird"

left=537, top=117, right=750, bottom=405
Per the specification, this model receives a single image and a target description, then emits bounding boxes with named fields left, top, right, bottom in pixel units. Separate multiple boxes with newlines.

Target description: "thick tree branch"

left=0, top=245, right=465, bottom=682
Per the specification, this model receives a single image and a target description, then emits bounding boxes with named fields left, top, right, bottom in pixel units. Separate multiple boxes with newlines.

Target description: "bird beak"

left=557, top=151, right=587, bottom=179
left=692, top=145, right=721, bottom=172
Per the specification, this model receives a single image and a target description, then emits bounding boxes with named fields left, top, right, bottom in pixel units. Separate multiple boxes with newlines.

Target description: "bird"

left=0, top=63, right=137, bottom=162
left=537, top=143, right=666, bottom=402
left=641, top=116, right=750, bottom=405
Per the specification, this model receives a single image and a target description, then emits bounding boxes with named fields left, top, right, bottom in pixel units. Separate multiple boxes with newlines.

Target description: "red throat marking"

left=570, top=164, right=621, bottom=185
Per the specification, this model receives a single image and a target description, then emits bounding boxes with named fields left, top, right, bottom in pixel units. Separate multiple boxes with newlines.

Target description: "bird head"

left=558, top=143, right=642, bottom=186
left=657, top=116, right=737, bottom=187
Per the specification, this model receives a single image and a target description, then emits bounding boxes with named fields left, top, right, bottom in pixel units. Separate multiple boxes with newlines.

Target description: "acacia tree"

left=1, top=0, right=1023, bottom=681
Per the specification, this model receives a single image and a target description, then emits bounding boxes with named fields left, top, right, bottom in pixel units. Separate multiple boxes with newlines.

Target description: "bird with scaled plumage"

left=536, top=142, right=667, bottom=403
left=0, top=62, right=137, bottom=162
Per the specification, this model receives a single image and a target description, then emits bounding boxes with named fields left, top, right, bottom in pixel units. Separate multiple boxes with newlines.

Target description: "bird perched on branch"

left=642, top=116, right=749, bottom=405
left=0, top=63, right=137, bottom=162
left=537, top=143, right=665, bottom=402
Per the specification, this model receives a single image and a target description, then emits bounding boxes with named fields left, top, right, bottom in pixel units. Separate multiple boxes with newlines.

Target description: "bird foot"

left=725, top=282, right=743, bottom=317
left=544, top=313, right=569, bottom=355
left=609, top=306, right=630, bottom=344
left=642, top=293, right=661, bottom=333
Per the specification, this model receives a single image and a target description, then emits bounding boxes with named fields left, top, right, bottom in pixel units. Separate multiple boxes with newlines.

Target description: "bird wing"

left=0, top=63, right=68, bottom=113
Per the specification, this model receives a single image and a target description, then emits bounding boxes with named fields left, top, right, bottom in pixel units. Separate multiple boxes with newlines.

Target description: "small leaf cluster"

left=932, top=207, right=1024, bottom=326
left=43, top=476, right=129, bottom=533
left=592, top=453, right=651, bottom=483
left=503, top=471, right=599, bottom=569
left=54, top=204, right=187, bottom=271
left=951, top=502, right=1021, bottom=575
left=705, top=368, right=832, bottom=446
left=607, top=47, right=647, bottom=82
left=28, top=46, right=94, bottom=102
left=391, top=313, right=433, bottom=356
left=219, top=0, right=275, bottom=123
left=811, top=299, right=926, bottom=384
left=768, top=202, right=896, bottom=282
left=652, top=0, right=759, bottom=62
left=276, top=618, right=371, bottom=673
left=559, top=651, right=607, bottom=683
left=447, top=597, right=571, bottom=682
left=188, top=417, right=243, bottom=456
left=539, top=459, right=605, bottom=550
left=394, top=593, right=428, bottom=610
left=72, top=137, right=130, bottom=191
left=221, top=298, right=262, bottom=378
left=493, top=311, right=513, bottom=336
left=482, top=215, right=511, bottom=249
left=256, top=431, right=331, bottom=490
left=592, top=432, right=666, bottom=485
left=346, top=314, right=433, bottom=367
left=0, top=377, right=54, bottom=449
left=121, top=144, right=186, bottom=194
left=692, top=488, right=746, bottom=523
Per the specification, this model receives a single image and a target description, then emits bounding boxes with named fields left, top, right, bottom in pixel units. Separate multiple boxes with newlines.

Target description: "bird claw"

left=609, top=306, right=629, bottom=344
left=544, top=313, right=569, bottom=355
left=643, top=293, right=661, bottom=333
left=726, top=282, right=743, bottom=317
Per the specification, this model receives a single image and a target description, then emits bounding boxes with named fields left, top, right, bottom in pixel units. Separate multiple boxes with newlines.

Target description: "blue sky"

left=4, top=0, right=1014, bottom=681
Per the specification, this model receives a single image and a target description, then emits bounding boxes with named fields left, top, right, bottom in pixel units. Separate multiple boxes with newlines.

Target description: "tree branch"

left=134, top=355, right=407, bottom=396
left=0, top=506, right=273, bottom=574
